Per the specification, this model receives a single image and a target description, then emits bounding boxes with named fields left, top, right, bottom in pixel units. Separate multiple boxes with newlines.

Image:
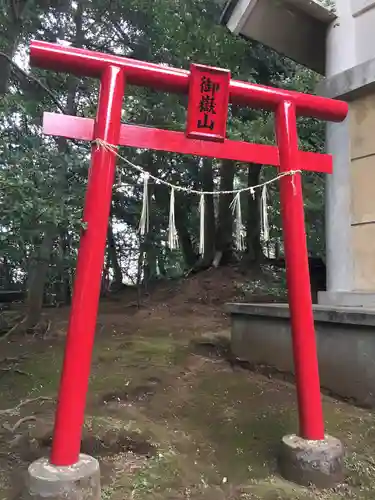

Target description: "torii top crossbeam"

left=30, top=40, right=346, bottom=121
left=28, top=40, right=348, bottom=469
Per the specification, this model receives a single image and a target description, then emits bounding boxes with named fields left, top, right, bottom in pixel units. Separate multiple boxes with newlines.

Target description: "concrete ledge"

left=316, top=57, right=375, bottom=100
left=227, top=302, right=375, bottom=326
left=318, top=290, right=375, bottom=308
left=227, top=302, right=375, bottom=407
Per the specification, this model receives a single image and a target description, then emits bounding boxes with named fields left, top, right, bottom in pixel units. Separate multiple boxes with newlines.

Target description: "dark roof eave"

left=220, top=0, right=336, bottom=26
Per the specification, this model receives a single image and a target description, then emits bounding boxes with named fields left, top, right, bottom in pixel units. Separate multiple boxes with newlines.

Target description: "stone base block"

left=278, top=434, right=344, bottom=488
left=26, top=454, right=100, bottom=500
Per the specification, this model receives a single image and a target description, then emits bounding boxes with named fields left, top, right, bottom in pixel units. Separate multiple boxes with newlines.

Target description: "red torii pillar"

left=29, top=41, right=348, bottom=487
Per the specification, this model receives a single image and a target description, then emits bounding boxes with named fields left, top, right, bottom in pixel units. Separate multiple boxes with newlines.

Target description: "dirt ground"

left=1, top=272, right=375, bottom=499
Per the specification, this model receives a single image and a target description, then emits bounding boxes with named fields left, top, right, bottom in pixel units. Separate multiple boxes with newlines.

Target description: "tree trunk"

left=174, top=196, right=198, bottom=268
left=1, top=257, right=12, bottom=289
left=101, top=249, right=111, bottom=297
left=0, top=19, right=22, bottom=95
left=25, top=224, right=55, bottom=329
left=136, top=242, right=144, bottom=305
left=199, top=158, right=216, bottom=267
left=62, top=232, right=72, bottom=304
left=142, top=166, right=159, bottom=283
left=54, top=231, right=70, bottom=304
left=215, top=159, right=235, bottom=265
left=107, top=220, right=123, bottom=289
left=144, top=243, right=158, bottom=282
left=0, top=0, right=33, bottom=95
left=275, top=239, right=281, bottom=259
left=1, top=0, right=61, bottom=94
left=244, top=163, right=262, bottom=266
left=157, top=250, right=166, bottom=276
left=25, top=4, right=83, bottom=328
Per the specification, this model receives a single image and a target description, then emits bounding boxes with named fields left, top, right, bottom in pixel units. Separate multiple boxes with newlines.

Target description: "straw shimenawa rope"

left=93, top=138, right=301, bottom=252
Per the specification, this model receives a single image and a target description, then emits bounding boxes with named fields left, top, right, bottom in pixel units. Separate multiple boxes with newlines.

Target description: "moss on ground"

left=1, top=319, right=375, bottom=499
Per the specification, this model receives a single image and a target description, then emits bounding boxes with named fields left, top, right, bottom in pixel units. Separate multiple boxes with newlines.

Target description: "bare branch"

left=0, top=356, right=27, bottom=364
left=0, top=396, right=52, bottom=416
left=0, top=315, right=26, bottom=342
left=3, top=415, right=37, bottom=433
left=43, top=320, right=52, bottom=339
left=0, top=367, right=30, bottom=376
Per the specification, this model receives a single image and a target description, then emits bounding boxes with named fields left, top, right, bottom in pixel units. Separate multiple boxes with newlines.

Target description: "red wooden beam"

left=276, top=101, right=325, bottom=440
left=43, top=112, right=332, bottom=174
left=49, top=65, right=125, bottom=465
left=30, top=41, right=348, bottom=123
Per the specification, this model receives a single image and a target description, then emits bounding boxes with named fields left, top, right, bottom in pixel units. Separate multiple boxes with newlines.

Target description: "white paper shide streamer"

left=199, top=193, right=205, bottom=255
left=92, top=139, right=301, bottom=250
left=168, top=188, right=179, bottom=250
left=138, top=172, right=150, bottom=235
left=230, top=192, right=245, bottom=251
left=261, top=185, right=270, bottom=242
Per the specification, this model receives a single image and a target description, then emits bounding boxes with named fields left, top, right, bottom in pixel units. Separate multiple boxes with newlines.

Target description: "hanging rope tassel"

left=261, top=185, right=270, bottom=242
left=199, top=193, right=205, bottom=256
left=168, top=187, right=179, bottom=250
left=291, top=173, right=297, bottom=195
left=230, top=192, right=245, bottom=251
left=138, top=172, right=149, bottom=236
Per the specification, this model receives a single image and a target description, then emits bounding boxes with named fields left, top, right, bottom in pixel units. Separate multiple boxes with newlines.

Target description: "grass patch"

left=0, top=346, right=63, bottom=407
left=2, top=316, right=375, bottom=499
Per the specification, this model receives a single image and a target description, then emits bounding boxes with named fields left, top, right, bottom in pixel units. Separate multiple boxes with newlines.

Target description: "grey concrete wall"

left=228, top=303, right=375, bottom=407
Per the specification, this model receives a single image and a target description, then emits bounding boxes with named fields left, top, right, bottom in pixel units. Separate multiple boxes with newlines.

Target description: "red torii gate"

left=29, top=40, right=348, bottom=467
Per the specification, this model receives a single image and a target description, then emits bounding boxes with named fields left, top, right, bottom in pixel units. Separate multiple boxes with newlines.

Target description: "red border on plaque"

left=186, top=63, right=230, bottom=142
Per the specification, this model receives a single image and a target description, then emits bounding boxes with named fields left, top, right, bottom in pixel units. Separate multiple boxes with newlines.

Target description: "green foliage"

left=0, top=0, right=326, bottom=299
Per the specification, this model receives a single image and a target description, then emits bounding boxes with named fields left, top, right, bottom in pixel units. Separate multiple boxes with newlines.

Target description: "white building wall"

left=323, top=0, right=375, bottom=301
left=354, top=2, right=375, bottom=65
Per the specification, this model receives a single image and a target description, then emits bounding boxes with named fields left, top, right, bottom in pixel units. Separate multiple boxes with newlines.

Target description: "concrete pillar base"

left=25, top=454, right=100, bottom=500
left=278, top=434, right=344, bottom=488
